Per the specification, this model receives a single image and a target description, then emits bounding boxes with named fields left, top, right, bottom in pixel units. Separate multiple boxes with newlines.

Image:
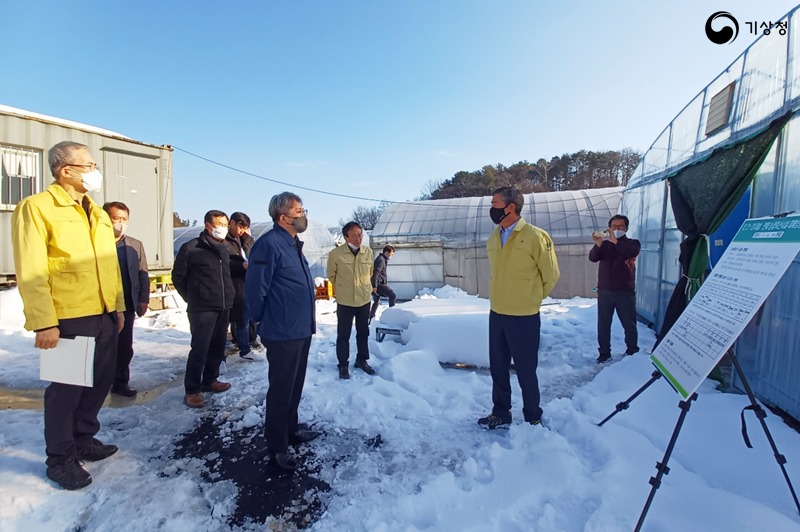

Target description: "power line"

left=173, top=145, right=397, bottom=205
left=173, top=145, right=626, bottom=221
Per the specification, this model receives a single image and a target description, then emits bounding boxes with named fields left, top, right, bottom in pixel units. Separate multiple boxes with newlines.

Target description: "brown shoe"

left=184, top=393, right=204, bottom=408
left=202, top=381, right=231, bottom=393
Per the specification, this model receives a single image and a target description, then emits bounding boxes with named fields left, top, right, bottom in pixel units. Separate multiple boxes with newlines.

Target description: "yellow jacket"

left=11, top=183, right=125, bottom=331
left=486, top=218, right=560, bottom=316
left=327, top=244, right=374, bottom=307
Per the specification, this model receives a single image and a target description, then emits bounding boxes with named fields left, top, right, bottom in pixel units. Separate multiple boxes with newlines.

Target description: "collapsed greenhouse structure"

left=620, top=5, right=800, bottom=419
left=370, top=187, right=622, bottom=301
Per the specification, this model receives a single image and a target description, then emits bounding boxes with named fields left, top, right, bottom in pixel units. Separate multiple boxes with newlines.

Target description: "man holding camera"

left=589, top=215, right=641, bottom=363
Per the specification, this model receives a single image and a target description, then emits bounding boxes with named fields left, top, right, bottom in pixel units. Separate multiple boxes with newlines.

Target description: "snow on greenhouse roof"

left=371, top=187, right=622, bottom=246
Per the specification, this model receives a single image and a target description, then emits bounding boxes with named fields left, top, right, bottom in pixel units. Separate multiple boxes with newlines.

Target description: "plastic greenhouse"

left=370, top=187, right=622, bottom=300
left=173, top=219, right=336, bottom=279
left=620, top=5, right=800, bottom=419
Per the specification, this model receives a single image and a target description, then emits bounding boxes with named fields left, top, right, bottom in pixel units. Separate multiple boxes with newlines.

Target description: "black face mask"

left=489, top=205, right=508, bottom=225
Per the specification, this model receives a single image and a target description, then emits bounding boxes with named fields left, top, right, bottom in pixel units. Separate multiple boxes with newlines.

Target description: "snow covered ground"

left=0, top=286, right=798, bottom=531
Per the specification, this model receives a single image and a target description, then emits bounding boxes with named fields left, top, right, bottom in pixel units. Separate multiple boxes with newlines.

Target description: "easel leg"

left=597, top=370, right=662, bottom=427
left=728, top=351, right=800, bottom=514
left=634, top=393, right=697, bottom=532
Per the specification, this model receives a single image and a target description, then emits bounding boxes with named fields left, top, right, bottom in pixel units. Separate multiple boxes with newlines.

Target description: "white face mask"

left=113, top=222, right=128, bottom=237
left=80, top=169, right=103, bottom=192
left=613, top=230, right=626, bottom=239
left=211, top=227, right=228, bottom=240
left=347, top=242, right=359, bottom=251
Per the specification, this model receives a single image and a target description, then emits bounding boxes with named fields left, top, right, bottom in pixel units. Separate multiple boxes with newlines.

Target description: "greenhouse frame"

left=620, top=5, right=800, bottom=419
left=370, top=187, right=622, bottom=300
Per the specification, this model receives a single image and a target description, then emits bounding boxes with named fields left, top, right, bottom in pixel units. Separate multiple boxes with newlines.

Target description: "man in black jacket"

left=104, top=202, right=150, bottom=397
left=225, top=211, right=259, bottom=361
left=172, top=210, right=235, bottom=408
left=589, top=214, right=641, bottom=363
left=369, top=245, right=396, bottom=322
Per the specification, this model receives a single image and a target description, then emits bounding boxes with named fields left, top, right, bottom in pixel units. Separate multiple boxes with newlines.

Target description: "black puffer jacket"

left=172, top=231, right=235, bottom=312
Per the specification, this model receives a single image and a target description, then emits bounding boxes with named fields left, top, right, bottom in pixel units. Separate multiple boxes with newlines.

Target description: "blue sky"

left=3, top=1, right=798, bottom=226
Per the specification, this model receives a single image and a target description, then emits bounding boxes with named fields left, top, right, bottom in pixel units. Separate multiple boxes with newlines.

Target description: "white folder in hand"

left=40, top=336, right=95, bottom=387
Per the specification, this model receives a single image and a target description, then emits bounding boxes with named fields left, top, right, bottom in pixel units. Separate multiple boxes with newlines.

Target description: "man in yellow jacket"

left=479, top=186, right=560, bottom=429
left=11, top=141, right=126, bottom=490
left=327, top=221, right=375, bottom=379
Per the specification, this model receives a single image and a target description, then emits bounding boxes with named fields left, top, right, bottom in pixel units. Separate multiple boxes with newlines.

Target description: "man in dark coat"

left=245, top=192, right=318, bottom=470
left=589, top=214, right=641, bottom=363
left=104, top=202, right=150, bottom=397
left=369, top=245, right=396, bottom=322
left=172, top=210, right=235, bottom=408
left=224, top=211, right=259, bottom=361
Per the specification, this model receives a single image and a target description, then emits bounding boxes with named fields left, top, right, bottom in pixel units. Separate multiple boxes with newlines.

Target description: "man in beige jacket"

left=327, top=221, right=375, bottom=379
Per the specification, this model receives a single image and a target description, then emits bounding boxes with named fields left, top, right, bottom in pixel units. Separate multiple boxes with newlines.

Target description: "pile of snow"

left=0, top=287, right=25, bottom=330
left=416, top=285, right=476, bottom=299
left=0, top=286, right=799, bottom=530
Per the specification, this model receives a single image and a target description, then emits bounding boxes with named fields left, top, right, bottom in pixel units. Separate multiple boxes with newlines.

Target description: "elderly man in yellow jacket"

left=478, top=186, right=560, bottom=430
left=11, top=141, right=125, bottom=490
left=327, top=221, right=375, bottom=379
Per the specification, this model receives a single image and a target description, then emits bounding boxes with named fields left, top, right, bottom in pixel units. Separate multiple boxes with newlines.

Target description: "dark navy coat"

left=244, top=224, right=316, bottom=342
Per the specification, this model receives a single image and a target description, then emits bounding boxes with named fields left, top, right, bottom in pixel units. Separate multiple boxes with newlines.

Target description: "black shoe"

left=355, top=360, right=376, bottom=375
left=596, top=353, right=612, bottom=364
left=77, top=438, right=118, bottom=462
left=111, top=384, right=137, bottom=397
left=289, top=429, right=321, bottom=445
left=477, top=412, right=511, bottom=430
left=338, top=366, right=351, bottom=380
left=528, top=419, right=542, bottom=426
left=625, top=348, right=640, bottom=356
left=270, top=451, right=298, bottom=470
left=46, top=459, right=92, bottom=490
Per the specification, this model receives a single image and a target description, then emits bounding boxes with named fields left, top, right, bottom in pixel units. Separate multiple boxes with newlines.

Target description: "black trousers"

left=185, top=309, right=229, bottom=394
left=596, top=289, right=638, bottom=356
left=336, top=302, right=370, bottom=366
left=44, top=312, right=118, bottom=466
left=488, top=311, right=542, bottom=423
left=264, top=337, right=312, bottom=453
left=114, top=309, right=136, bottom=388
left=369, top=284, right=397, bottom=318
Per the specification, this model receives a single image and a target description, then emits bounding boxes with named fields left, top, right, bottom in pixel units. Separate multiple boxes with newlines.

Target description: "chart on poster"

left=651, top=215, right=800, bottom=398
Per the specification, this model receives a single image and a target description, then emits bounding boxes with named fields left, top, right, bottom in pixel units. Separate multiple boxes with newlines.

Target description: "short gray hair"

left=492, top=186, right=524, bottom=215
left=48, top=141, right=89, bottom=177
left=268, top=191, right=303, bottom=222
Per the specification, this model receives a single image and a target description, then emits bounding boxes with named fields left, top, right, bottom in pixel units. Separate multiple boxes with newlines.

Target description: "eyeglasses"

left=283, top=209, right=308, bottom=218
left=65, top=163, right=100, bottom=171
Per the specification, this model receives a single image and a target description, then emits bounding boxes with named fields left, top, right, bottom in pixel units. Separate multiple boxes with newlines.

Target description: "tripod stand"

left=598, top=351, right=800, bottom=532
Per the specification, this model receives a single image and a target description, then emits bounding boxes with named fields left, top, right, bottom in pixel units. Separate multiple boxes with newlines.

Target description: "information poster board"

left=651, top=215, right=800, bottom=398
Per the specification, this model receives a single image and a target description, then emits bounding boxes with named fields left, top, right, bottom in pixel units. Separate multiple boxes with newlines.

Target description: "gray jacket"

left=371, top=253, right=389, bottom=288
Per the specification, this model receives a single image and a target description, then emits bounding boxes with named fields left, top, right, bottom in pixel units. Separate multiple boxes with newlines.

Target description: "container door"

left=103, top=150, right=161, bottom=266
